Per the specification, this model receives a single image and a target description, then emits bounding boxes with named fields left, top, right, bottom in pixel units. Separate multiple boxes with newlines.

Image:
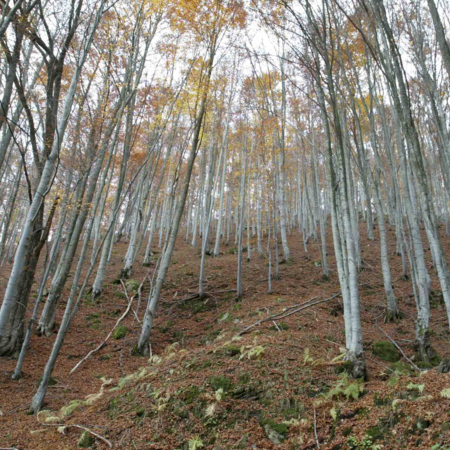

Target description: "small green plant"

left=327, top=374, right=364, bottom=401
left=159, top=320, right=173, bottom=333
left=441, top=388, right=450, bottom=398
left=113, top=325, right=127, bottom=340
left=78, top=431, right=94, bottom=448
left=188, top=435, right=204, bottom=449
left=240, top=344, right=265, bottom=360
left=347, top=436, right=381, bottom=450
left=407, top=382, right=425, bottom=394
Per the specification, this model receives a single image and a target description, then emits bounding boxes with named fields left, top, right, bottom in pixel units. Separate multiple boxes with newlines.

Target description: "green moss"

left=372, top=341, right=401, bottom=362
left=181, top=386, right=202, bottom=404
left=390, top=361, right=415, bottom=375
left=78, top=431, right=94, bottom=448
left=217, top=312, right=232, bottom=323
left=37, top=376, right=57, bottom=387
left=260, top=418, right=288, bottom=444
left=113, top=325, right=127, bottom=340
left=429, top=348, right=441, bottom=366
left=125, top=279, right=140, bottom=291
left=238, top=372, right=251, bottom=384
left=416, top=361, right=434, bottom=369
left=61, top=399, right=86, bottom=417
left=279, top=398, right=305, bottom=420
left=193, top=303, right=210, bottom=314
left=108, top=398, right=119, bottom=418
left=86, top=313, right=99, bottom=319
left=373, top=393, right=392, bottom=407
left=114, top=291, right=126, bottom=299
left=159, top=320, right=173, bottom=333
left=334, top=360, right=354, bottom=375
left=135, top=407, right=146, bottom=417
left=209, top=375, right=233, bottom=392
left=366, top=412, right=402, bottom=441
left=366, top=424, right=385, bottom=441
left=191, top=360, right=212, bottom=371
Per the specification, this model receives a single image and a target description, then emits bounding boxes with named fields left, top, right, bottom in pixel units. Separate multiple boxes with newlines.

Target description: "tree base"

left=384, top=309, right=404, bottom=323
left=413, top=329, right=440, bottom=368
left=35, top=322, right=55, bottom=337
left=132, top=343, right=149, bottom=357
left=343, top=351, right=368, bottom=380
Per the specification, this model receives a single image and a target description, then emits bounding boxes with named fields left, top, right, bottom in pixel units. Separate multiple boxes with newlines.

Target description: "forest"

left=1, top=0, right=450, bottom=448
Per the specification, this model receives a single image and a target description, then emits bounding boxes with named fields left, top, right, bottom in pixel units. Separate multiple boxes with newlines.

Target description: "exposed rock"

left=260, top=419, right=288, bottom=445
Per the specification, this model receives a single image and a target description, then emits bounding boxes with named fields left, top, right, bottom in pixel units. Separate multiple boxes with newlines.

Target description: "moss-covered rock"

left=372, top=341, right=400, bottom=362
left=78, top=431, right=94, bottom=448
left=113, top=325, right=127, bottom=340
left=260, top=418, right=288, bottom=444
left=125, top=279, right=140, bottom=292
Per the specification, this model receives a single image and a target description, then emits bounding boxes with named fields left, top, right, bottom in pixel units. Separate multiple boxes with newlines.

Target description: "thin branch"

left=43, top=423, right=112, bottom=448
left=238, top=293, right=341, bottom=336
left=375, top=322, right=422, bottom=372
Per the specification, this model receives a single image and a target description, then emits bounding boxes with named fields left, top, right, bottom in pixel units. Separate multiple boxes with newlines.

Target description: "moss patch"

left=113, top=325, right=127, bottom=340
left=372, top=341, right=400, bottom=362
left=260, top=418, right=288, bottom=444
left=209, top=375, right=233, bottom=392
left=390, top=361, right=415, bottom=375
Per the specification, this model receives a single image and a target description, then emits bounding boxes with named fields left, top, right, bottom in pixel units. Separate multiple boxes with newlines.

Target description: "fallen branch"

left=375, top=322, right=422, bottom=372
left=238, top=293, right=341, bottom=336
left=43, top=423, right=112, bottom=448
left=313, top=407, right=320, bottom=449
left=69, top=273, right=149, bottom=376
left=120, top=279, right=142, bottom=324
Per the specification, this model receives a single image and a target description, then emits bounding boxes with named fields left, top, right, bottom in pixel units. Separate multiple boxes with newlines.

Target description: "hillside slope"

left=1, top=227, right=450, bottom=449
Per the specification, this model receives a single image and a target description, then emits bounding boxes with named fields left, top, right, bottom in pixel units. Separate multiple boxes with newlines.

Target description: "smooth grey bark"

left=0, top=0, right=85, bottom=343
left=237, top=135, right=249, bottom=300
left=426, top=0, right=450, bottom=79
left=136, top=38, right=217, bottom=354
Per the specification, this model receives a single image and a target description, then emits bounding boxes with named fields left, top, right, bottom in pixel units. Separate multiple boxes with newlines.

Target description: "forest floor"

left=1, top=224, right=450, bottom=449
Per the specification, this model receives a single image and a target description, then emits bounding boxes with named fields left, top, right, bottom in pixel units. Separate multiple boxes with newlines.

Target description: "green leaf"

left=407, top=382, right=425, bottom=393
left=330, top=407, right=338, bottom=420
left=188, top=436, right=204, bottom=450
left=441, top=388, right=450, bottom=398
